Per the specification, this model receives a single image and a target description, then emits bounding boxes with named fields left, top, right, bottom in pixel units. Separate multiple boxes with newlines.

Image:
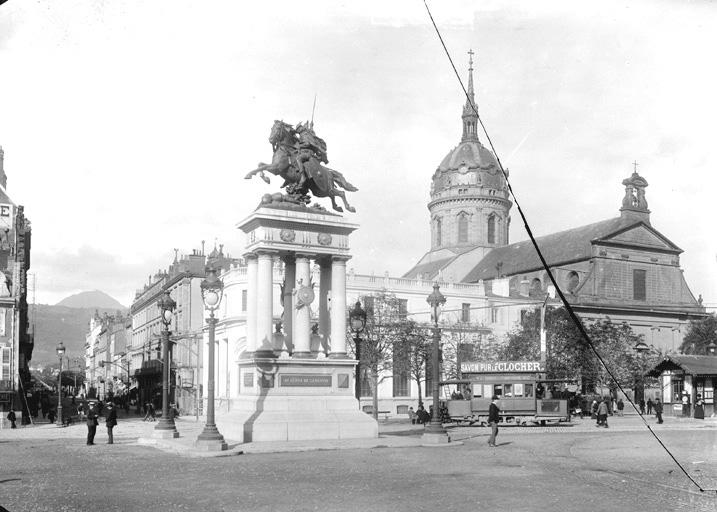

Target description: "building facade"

left=404, top=56, right=705, bottom=355
left=0, top=147, right=33, bottom=421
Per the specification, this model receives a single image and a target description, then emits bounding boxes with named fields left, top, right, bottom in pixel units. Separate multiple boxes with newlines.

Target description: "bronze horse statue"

left=245, top=120, right=357, bottom=213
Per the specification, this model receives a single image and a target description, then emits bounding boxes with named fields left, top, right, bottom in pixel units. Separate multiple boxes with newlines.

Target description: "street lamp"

left=707, top=341, right=717, bottom=355
left=196, top=262, right=228, bottom=451
left=154, top=290, right=179, bottom=439
left=349, top=301, right=367, bottom=403
left=633, top=341, right=650, bottom=407
left=423, top=283, right=448, bottom=444
left=55, top=342, right=65, bottom=426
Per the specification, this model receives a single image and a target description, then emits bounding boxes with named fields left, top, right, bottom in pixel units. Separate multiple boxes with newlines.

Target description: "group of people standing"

left=84, top=400, right=117, bottom=445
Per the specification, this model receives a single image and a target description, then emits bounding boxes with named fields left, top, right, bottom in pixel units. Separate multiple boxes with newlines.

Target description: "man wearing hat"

left=488, top=395, right=501, bottom=447
left=105, top=401, right=118, bottom=444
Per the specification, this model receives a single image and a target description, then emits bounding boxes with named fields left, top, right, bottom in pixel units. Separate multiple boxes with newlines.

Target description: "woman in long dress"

left=694, top=394, right=705, bottom=420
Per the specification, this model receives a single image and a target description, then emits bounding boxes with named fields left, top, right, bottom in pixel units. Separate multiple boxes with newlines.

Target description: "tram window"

left=514, top=383, right=524, bottom=397
left=524, top=384, right=534, bottom=398
left=493, top=384, right=503, bottom=397
left=472, top=384, right=483, bottom=398
left=504, top=384, right=513, bottom=397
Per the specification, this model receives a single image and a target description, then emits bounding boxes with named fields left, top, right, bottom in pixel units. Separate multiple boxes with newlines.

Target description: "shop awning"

left=647, top=355, right=717, bottom=378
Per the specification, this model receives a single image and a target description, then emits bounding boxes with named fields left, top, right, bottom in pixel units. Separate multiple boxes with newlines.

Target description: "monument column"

left=245, top=254, right=258, bottom=354
left=256, top=251, right=274, bottom=354
left=318, top=257, right=332, bottom=355
left=293, top=254, right=312, bottom=357
left=282, top=255, right=296, bottom=355
left=329, top=256, right=348, bottom=358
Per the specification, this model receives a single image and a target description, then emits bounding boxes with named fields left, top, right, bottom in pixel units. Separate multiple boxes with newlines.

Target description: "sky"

left=0, top=0, right=716, bottom=309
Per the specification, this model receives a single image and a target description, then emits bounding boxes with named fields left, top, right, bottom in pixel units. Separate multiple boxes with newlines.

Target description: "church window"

left=436, top=218, right=442, bottom=246
left=529, top=278, right=543, bottom=298
left=458, top=214, right=469, bottom=243
left=633, top=269, right=647, bottom=301
left=487, top=214, right=496, bottom=244
left=566, top=272, right=579, bottom=293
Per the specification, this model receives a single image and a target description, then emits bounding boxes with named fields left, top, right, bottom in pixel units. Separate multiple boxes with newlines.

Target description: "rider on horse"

left=294, top=121, right=328, bottom=191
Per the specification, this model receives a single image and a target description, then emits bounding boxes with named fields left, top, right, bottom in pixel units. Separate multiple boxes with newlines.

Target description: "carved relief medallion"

left=279, top=228, right=296, bottom=242
left=317, top=233, right=332, bottom=246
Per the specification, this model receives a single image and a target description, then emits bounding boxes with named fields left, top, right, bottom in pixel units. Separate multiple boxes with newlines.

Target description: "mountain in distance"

left=56, top=290, right=126, bottom=310
left=29, top=291, right=129, bottom=366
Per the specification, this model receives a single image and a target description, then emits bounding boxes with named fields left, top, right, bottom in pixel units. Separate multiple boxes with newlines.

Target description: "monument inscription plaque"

left=280, top=374, right=332, bottom=387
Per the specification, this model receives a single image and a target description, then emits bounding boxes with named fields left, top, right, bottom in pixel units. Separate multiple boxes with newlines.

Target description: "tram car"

left=441, top=360, right=571, bottom=426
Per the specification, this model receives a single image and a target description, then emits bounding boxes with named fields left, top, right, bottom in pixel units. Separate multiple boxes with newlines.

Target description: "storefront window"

left=671, top=379, right=684, bottom=403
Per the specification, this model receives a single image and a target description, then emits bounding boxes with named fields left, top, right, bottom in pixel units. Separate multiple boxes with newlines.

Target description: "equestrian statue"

left=245, top=120, right=358, bottom=213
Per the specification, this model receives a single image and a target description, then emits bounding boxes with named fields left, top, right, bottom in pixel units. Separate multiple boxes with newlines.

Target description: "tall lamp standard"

left=195, top=263, right=228, bottom=451
left=349, top=301, right=367, bottom=403
left=154, top=290, right=179, bottom=438
left=55, top=342, right=66, bottom=426
left=633, top=341, right=650, bottom=406
left=423, top=283, right=449, bottom=444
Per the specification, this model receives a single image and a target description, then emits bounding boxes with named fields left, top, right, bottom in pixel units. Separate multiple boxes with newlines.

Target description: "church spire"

left=462, top=50, right=479, bottom=142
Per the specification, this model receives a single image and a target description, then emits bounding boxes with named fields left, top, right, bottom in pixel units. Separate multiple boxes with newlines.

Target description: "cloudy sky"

left=1, top=0, right=715, bottom=309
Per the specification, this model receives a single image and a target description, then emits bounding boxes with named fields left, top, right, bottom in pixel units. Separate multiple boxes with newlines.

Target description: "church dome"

left=433, top=140, right=506, bottom=194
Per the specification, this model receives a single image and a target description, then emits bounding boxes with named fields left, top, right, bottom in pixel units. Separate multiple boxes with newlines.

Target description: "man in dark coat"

left=488, top=395, right=500, bottom=447
left=654, top=398, right=664, bottom=424
left=105, top=401, right=117, bottom=444
left=6, top=410, right=16, bottom=429
left=86, top=401, right=99, bottom=445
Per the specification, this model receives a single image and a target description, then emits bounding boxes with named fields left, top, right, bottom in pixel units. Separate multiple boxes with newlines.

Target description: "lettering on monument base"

left=280, top=374, right=332, bottom=387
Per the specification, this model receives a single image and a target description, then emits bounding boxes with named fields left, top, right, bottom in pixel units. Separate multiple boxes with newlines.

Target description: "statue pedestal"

left=216, top=357, right=377, bottom=443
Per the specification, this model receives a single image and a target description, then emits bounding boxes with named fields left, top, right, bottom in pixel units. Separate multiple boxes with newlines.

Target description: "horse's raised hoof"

left=346, top=206, right=356, bottom=213
left=333, top=206, right=344, bottom=213
left=244, top=173, right=253, bottom=179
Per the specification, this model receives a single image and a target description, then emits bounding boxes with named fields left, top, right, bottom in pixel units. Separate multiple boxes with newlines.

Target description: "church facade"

left=404, top=54, right=705, bottom=355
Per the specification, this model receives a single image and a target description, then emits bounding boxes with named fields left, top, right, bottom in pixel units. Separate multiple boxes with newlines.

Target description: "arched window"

left=566, top=271, right=580, bottom=293
left=458, top=213, right=469, bottom=243
left=529, top=278, right=543, bottom=298
left=436, top=218, right=442, bottom=247
left=487, top=214, right=496, bottom=244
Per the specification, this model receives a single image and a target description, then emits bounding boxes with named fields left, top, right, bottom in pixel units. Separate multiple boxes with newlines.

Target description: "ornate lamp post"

left=55, top=342, right=65, bottom=426
left=349, top=301, right=367, bottom=403
left=196, top=263, right=228, bottom=451
left=633, top=341, right=650, bottom=406
left=423, top=283, right=449, bottom=443
left=154, top=290, right=179, bottom=438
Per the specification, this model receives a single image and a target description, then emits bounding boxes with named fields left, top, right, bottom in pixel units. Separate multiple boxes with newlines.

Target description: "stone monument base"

left=216, top=357, right=378, bottom=444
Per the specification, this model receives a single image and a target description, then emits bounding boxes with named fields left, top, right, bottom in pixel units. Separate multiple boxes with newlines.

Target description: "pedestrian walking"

left=408, top=406, right=416, bottom=425
left=597, top=398, right=609, bottom=428
left=6, top=410, right=16, bottom=429
left=47, top=409, right=56, bottom=424
left=487, top=395, right=500, bottom=447
left=143, top=402, right=156, bottom=422
left=639, top=399, right=645, bottom=415
left=646, top=398, right=653, bottom=415
left=105, top=401, right=117, bottom=444
left=590, top=399, right=598, bottom=419
left=617, top=399, right=624, bottom=417
left=654, top=398, right=663, bottom=424
left=86, top=401, right=99, bottom=445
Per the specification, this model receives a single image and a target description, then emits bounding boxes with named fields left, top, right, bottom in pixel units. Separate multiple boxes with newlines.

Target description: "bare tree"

left=346, top=291, right=405, bottom=420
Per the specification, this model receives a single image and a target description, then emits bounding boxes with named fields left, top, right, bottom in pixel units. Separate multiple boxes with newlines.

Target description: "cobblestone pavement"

left=1, top=413, right=716, bottom=511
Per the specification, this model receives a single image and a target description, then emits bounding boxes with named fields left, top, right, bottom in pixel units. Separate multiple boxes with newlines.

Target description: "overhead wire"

left=421, top=0, right=714, bottom=493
